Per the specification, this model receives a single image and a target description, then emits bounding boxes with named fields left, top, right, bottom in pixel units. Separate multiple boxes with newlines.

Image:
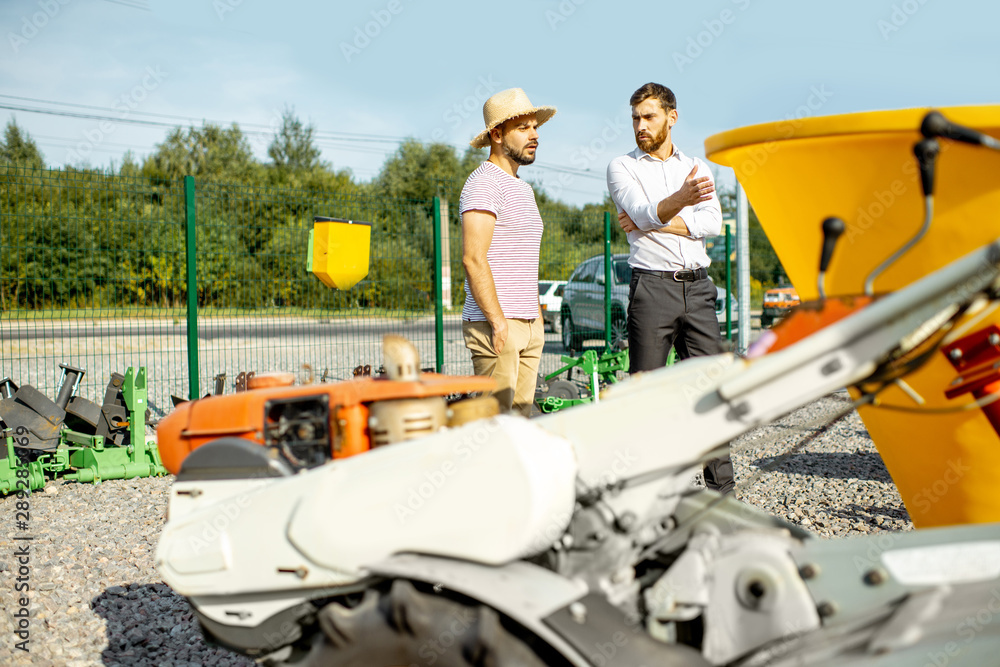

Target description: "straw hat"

left=470, top=88, right=557, bottom=149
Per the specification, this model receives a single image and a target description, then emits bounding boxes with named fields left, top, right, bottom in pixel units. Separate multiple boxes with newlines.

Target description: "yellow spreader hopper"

left=308, top=216, right=372, bottom=290
left=706, top=105, right=1000, bottom=528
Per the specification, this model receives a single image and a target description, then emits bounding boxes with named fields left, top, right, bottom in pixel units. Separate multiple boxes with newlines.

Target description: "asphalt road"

left=1, top=313, right=761, bottom=419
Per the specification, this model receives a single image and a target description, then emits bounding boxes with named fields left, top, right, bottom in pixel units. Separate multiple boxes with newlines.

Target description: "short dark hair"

left=629, top=83, right=676, bottom=112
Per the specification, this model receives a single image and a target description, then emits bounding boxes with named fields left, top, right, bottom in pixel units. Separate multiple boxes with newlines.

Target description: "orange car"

left=760, top=286, right=800, bottom=328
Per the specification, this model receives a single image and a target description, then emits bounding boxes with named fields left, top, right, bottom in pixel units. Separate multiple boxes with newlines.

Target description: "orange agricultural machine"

left=156, top=336, right=496, bottom=476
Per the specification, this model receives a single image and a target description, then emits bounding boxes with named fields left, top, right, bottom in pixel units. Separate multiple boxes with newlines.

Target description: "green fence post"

left=604, top=211, right=612, bottom=350
left=725, top=222, right=733, bottom=340
left=433, top=196, right=445, bottom=373
left=184, top=176, right=200, bottom=400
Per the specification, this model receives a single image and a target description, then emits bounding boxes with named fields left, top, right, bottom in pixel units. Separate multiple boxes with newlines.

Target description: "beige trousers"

left=462, top=317, right=545, bottom=417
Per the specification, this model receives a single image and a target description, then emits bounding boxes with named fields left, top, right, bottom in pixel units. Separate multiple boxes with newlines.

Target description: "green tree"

left=0, top=118, right=45, bottom=169
left=376, top=139, right=468, bottom=201
left=141, top=123, right=258, bottom=183
left=749, top=207, right=785, bottom=287
left=268, top=107, right=322, bottom=172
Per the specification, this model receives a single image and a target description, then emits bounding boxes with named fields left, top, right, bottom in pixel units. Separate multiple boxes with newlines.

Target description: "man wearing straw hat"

left=607, top=82, right=733, bottom=494
left=460, top=88, right=556, bottom=417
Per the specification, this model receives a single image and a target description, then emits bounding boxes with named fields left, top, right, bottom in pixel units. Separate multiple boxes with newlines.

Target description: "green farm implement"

left=535, top=346, right=681, bottom=413
left=535, top=348, right=631, bottom=413
left=0, top=366, right=167, bottom=495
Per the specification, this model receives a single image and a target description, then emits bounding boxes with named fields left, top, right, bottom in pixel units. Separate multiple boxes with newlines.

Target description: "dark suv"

left=559, top=254, right=737, bottom=351
left=559, top=254, right=632, bottom=351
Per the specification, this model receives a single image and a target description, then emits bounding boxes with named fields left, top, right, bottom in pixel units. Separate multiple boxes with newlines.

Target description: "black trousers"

left=627, top=270, right=734, bottom=494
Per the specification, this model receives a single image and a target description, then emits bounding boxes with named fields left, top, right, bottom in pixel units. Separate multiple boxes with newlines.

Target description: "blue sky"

left=2, top=0, right=998, bottom=206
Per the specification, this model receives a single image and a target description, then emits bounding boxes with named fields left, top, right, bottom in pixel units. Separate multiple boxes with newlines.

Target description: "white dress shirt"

left=607, top=145, right=722, bottom=272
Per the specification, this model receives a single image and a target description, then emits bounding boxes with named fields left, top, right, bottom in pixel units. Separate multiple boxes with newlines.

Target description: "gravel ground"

left=0, top=392, right=911, bottom=666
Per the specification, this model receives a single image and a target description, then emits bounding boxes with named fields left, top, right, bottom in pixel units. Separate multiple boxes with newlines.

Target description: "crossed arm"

left=607, top=161, right=720, bottom=237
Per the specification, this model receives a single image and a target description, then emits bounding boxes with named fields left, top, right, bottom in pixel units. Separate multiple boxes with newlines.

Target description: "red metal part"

left=942, top=325, right=1000, bottom=436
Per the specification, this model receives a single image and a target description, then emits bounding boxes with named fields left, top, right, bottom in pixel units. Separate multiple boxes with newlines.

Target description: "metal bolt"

left=949, top=348, right=964, bottom=361
left=863, top=568, right=888, bottom=586
left=616, top=511, right=638, bottom=532
left=569, top=602, right=587, bottom=624
left=799, top=563, right=820, bottom=580
left=277, top=566, right=309, bottom=579
left=817, top=601, right=837, bottom=618
left=951, top=377, right=964, bottom=386
left=990, top=333, right=1000, bottom=347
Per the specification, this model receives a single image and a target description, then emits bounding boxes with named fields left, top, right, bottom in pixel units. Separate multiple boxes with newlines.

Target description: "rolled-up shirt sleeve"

left=676, top=160, right=722, bottom=239
left=607, top=158, right=664, bottom=231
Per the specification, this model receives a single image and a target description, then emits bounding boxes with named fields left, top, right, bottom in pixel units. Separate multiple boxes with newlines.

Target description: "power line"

left=0, top=95, right=610, bottom=175
left=101, top=0, right=151, bottom=10
left=2, top=97, right=604, bottom=185
left=0, top=102, right=400, bottom=159
left=34, top=140, right=137, bottom=157
left=533, top=161, right=605, bottom=180
left=0, top=94, right=406, bottom=143
left=33, top=133, right=151, bottom=152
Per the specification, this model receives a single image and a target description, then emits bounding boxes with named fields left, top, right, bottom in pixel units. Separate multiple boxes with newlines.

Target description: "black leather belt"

left=632, top=267, right=708, bottom=282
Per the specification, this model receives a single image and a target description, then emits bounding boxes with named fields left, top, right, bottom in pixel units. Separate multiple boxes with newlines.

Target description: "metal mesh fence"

left=1, top=165, right=787, bottom=417
left=0, top=167, right=449, bottom=415
left=189, top=181, right=441, bottom=403
left=1, top=167, right=188, bottom=416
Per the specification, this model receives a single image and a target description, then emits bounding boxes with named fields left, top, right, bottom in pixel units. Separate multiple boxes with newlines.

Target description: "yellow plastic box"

left=309, top=216, right=371, bottom=290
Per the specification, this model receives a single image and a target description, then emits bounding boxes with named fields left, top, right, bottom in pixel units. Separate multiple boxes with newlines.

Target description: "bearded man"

left=460, top=88, right=556, bottom=417
left=607, top=82, right=733, bottom=494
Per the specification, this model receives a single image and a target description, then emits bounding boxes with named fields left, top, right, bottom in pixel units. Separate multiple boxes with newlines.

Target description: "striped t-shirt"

left=460, top=161, right=543, bottom=321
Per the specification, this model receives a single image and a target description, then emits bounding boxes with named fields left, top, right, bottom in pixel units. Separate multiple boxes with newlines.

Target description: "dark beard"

left=636, top=125, right=667, bottom=153
left=503, top=138, right=536, bottom=165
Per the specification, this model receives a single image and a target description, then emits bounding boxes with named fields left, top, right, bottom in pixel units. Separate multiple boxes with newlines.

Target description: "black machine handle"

left=819, top=217, right=845, bottom=275
left=913, top=139, right=941, bottom=197
left=921, top=110, right=1000, bottom=150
